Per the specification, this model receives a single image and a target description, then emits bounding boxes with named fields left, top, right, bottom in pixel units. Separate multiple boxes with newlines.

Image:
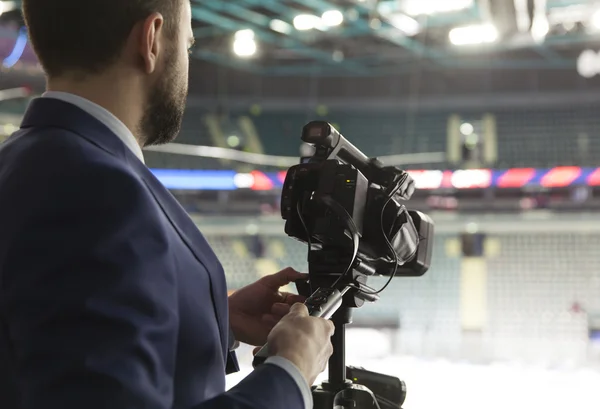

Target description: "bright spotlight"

left=270, top=19, right=292, bottom=34
left=464, top=133, right=479, bottom=147
left=592, top=9, right=600, bottom=30
left=460, top=122, right=474, bottom=136
left=531, top=10, right=550, bottom=43
left=322, top=10, right=344, bottom=27
left=465, top=222, right=479, bottom=234
left=449, top=24, right=498, bottom=46
left=404, top=0, right=473, bottom=16
left=387, top=13, right=421, bottom=36
left=577, top=50, right=600, bottom=79
left=293, top=14, right=321, bottom=31
left=235, top=29, right=255, bottom=40
left=233, top=173, right=255, bottom=189
left=233, top=31, right=257, bottom=58
left=245, top=224, right=259, bottom=235
left=332, top=50, right=344, bottom=62
left=227, top=135, right=241, bottom=148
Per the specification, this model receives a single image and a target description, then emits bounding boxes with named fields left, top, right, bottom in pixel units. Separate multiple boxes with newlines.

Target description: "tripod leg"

left=328, top=309, right=347, bottom=391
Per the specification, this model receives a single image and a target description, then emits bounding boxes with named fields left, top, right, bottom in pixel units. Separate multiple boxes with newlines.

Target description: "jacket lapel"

left=130, top=159, right=229, bottom=359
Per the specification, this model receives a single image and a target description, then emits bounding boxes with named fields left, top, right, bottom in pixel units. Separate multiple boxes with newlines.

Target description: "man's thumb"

left=289, top=303, right=308, bottom=316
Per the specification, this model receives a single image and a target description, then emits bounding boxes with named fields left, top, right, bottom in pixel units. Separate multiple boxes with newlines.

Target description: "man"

left=0, top=1, right=334, bottom=409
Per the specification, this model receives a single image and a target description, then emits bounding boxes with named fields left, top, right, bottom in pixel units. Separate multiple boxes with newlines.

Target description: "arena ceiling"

left=0, top=0, right=598, bottom=76
left=188, top=0, right=600, bottom=77
left=1, top=0, right=600, bottom=101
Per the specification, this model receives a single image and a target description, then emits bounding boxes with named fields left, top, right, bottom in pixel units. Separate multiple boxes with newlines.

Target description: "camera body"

left=278, top=121, right=433, bottom=409
left=280, top=121, right=434, bottom=278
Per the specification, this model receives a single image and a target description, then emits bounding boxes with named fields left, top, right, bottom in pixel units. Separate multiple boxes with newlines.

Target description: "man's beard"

left=140, top=59, right=187, bottom=147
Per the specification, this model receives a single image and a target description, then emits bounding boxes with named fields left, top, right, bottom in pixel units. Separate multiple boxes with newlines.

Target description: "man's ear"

left=138, top=12, right=165, bottom=74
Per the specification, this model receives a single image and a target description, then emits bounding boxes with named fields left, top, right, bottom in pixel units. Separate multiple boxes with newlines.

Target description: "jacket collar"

left=42, top=92, right=145, bottom=163
left=21, top=97, right=135, bottom=165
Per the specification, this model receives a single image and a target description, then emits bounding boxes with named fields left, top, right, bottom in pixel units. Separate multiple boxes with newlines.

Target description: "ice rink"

left=227, top=332, right=600, bottom=409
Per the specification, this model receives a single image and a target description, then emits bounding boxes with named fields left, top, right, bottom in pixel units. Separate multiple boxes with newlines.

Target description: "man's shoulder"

left=0, top=126, right=121, bottom=169
left=0, top=127, right=145, bottom=206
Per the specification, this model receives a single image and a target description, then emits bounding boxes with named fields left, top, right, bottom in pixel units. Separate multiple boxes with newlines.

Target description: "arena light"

left=451, top=169, right=492, bottom=189
left=321, top=10, right=344, bottom=27
left=531, top=16, right=550, bottom=43
left=233, top=173, right=255, bottom=189
left=233, top=29, right=257, bottom=58
left=449, top=24, right=499, bottom=46
left=226, top=135, right=241, bottom=148
left=0, top=1, right=18, bottom=16
left=387, top=13, right=421, bottom=36
left=592, top=9, right=600, bottom=30
left=530, top=0, right=550, bottom=43
left=293, top=14, right=321, bottom=31
left=406, top=170, right=444, bottom=190
left=460, top=122, right=474, bottom=136
left=149, top=167, right=600, bottom=192
left=233, top=39, right=256, bottom=57
left=3, top=26, right=28, bottom=68
left=577, top=49, right=600, bottom=78
left=270, top=19, right=292, bottom=34
left=404, top=0, right=473, bottom=16
left=235, top=29, right=255, bottom=40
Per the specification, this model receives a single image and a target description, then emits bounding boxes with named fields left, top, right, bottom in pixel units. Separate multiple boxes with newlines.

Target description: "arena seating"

left=250, top=111, right=449, bottom=161
left=146, top=105, right=600, bottom=170
left=205, top=236, right=259, bottom=288
left=203, top=231, right=599, bottom=363
left=495, top=105, right=600, bottom=168
left=486, top=233, right=597, bottom=364
left=145, top=110, right=223, bottom=169
left=205, top=233, right=460, bottom=335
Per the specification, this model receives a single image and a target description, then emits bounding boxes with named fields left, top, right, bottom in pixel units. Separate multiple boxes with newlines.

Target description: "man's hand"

left=229, top=267, right=307, bottom=346
left=267, top=303, right=335, bottom=385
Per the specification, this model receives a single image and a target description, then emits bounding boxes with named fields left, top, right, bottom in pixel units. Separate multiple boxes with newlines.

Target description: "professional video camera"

left=254, top=121, right=434, bottom=409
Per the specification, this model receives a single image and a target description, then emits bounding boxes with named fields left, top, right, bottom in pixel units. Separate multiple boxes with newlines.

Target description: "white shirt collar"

left=42, top=91, right=145, bottom=163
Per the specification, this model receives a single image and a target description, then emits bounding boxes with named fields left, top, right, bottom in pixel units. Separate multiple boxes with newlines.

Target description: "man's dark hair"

left=22, top=0, right=181, bottom=78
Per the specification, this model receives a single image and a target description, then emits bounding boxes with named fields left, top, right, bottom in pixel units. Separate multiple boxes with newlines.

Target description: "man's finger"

left=262, top=267, right=308, bottom=288
left=261, top=314, right=279, bottom=327
left=326, top=320, right=335, bottom=336
left=271, top=302, right=291, bottom=317
left=280, top=293, right=305, bottom=305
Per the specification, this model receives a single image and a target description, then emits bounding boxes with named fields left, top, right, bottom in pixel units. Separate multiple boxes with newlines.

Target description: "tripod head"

left=295, top=276, right=405, bottom=409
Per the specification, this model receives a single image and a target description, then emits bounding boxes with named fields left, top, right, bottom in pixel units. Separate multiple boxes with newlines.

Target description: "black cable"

left=360, top=174, right=408, bottom=295
left=296, top=199, right=312, bottom=254
left=331, top=227, right=359, bottom=290
left=316, top=195, right=360, bottom=290
left=299, top=172, right=412, bottom=296
left=296, top=199, right=313, bottom=294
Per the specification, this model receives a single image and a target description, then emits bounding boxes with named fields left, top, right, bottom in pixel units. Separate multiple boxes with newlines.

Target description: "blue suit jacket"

left=0, top=98, right=303, bottom=409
